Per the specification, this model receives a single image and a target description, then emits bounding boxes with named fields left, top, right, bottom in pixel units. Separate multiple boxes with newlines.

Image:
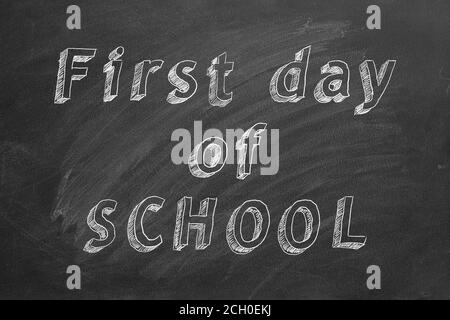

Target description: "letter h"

left=173, top=197, right=217, bottom=251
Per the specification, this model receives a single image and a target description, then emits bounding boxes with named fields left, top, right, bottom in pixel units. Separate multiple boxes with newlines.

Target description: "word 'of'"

left=83, top=195, right=366, bottom=255
left=172, top=122, right=280, bottom=178
left=54, top=46, right=396, bottom=115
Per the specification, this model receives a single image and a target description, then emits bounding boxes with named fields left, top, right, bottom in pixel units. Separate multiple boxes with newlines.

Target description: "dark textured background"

left=0, top=0, right=449, bottom=299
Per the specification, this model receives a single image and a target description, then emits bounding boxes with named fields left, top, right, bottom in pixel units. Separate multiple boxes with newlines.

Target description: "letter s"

left=83, top=199, right=117, bottom=253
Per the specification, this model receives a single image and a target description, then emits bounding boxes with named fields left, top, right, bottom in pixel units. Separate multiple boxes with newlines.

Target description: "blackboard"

left=0, top=0, right=449, bottom=300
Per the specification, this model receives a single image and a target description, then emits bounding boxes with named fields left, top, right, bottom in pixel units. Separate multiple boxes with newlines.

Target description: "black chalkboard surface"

left=0, top=0, right=449, bottom=300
